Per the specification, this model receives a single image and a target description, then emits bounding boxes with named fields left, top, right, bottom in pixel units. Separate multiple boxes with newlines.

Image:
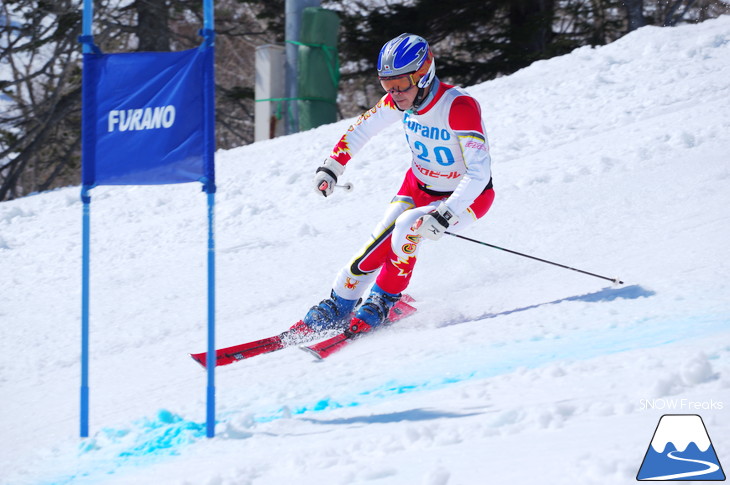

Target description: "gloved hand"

left=314, top=158, right=345, bottom=197
left=411, top=203, right=458, bottom=240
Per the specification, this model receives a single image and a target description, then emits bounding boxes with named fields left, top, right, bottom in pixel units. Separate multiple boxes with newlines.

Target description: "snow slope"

left=1, top=17, right=729, bottom=485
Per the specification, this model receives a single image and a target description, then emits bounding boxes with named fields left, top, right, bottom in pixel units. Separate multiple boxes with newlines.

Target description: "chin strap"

left=412, top=87, right=427, bottom=111
left=409, top=77, right=439, bottom=113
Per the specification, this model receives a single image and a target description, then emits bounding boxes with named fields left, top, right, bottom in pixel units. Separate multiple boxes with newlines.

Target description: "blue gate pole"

left=203, top=0, right=216, bottom=438
left=82, top=1, right=93, bottom=49
left=80, top=0, right=94, bottom=439
left=205, top=189, right=216, bottom=438
left=80, top=187, right=91, bottom=437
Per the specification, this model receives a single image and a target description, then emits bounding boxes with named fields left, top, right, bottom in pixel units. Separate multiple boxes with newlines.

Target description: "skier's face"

left=391, top=84, right=418, bottom=110
left=380, top=75, right=419, bottom=110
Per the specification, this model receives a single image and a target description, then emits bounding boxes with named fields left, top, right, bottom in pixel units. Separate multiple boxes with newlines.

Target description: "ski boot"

left=345, top=284, right=401, bottom=339
left=299, top=290, right=358, bottom=333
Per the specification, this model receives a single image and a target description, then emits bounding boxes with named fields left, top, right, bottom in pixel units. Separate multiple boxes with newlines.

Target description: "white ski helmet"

left=377, top=33, right=435, bottom=90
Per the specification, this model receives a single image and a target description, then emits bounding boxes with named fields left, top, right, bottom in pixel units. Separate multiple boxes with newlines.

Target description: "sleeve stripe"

left=455, top=131, right=485, bottom=142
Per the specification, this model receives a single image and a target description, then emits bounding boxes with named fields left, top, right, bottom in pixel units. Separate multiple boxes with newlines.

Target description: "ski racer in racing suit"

left=298, top=33, right=494, bottom=337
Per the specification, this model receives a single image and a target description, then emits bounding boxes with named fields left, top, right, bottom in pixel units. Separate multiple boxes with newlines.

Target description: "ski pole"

left=337, top=182, right=354, bottom=192
left=444, top=232, right=624, bottom=285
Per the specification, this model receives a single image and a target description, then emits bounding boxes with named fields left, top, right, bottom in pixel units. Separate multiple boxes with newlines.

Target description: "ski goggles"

left=379, top=75, right=415, bottom=94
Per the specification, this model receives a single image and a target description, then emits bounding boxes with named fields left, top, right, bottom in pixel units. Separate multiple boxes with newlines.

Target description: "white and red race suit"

left=329, top=78, right=495, bottom=299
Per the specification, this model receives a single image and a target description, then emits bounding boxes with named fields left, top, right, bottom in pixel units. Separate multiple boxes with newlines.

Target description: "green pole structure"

left=297, top=7, right=340, bottom=132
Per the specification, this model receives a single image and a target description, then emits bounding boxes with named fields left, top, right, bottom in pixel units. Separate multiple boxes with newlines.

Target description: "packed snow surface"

left=1, top=16, right=729, bottom=485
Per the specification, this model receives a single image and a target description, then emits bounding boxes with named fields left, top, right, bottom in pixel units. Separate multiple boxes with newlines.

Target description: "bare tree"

left=649, top=0, right=728, bottom=25
left=0, top=0, right=83, bottom=200
left=509, top=0, right=556, bottom=55
left=0, top=0, right=275, bottom=201
left=625, top=0, right=647, bottom=31
left=2, top=0, right=728, bottom=201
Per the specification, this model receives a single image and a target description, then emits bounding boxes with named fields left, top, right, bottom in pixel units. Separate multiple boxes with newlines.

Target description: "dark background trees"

left=0, top=0, right=278, bottom=200
left=1, top=0, right=727, bottom=201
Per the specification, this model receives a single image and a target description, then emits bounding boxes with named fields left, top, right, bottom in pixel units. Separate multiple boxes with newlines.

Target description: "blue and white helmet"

left=377, top=33, right=436, bottom=89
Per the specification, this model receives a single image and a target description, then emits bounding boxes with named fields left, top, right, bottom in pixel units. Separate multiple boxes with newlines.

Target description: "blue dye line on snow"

left=78, top=409, right=206, bottom=458
left=251, top=285, right=662, bottom=421
left=46, top=287, right=728, bottom=484
left=40, top=411, right=207, bottom=485
left=252, top=311, right=728, bottom=424
left=65, top=286, right=658, bottom=464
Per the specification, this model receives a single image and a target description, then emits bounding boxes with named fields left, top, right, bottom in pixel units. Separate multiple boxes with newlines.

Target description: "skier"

left=298, top=33, right=494, bottom=338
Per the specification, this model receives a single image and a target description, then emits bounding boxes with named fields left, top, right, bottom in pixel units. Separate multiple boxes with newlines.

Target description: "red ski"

left=302, top=295, right=418, bottom=360
left=191, top=295, right=417, bottom=367
left=190, top=331, right=298, bottom=368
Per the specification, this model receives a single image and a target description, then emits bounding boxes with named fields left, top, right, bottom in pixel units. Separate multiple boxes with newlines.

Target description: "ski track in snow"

left=2, top=16, right=730, bottom=485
